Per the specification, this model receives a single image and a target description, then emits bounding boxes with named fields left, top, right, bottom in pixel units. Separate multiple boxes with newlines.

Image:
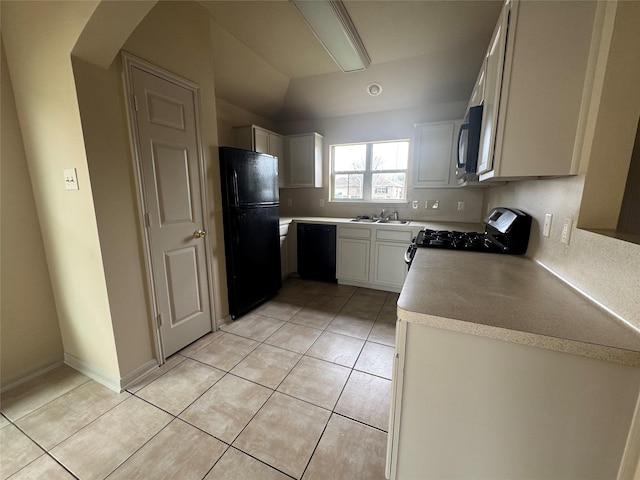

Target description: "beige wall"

left=72, top=56, right=155, bottom=377
left=121, top=1, right=227, bottom=323
left=579, top=0, right=640, bottom=230
left=484, top=176, right=640, bottom=330
left=277, top=104, right=486, bottom=223
left=71, top=0, right=230, bottom=373
left=1, top=1, right=122, bottom=381
left=1, top=42, right=65, bottom=388
left=216, top=97, right=281, bottom=148
left=1, top=0, right=229, bottom=389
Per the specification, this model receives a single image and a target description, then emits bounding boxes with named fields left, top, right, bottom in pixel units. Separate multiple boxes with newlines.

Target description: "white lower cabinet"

left=337, top=225, right=414, bottom=292
left=279, top=221, right=292, bottom=281
left=279, top=234, right=289, bottom=281
left=387, top=320, right=640, bottom=479
left=336, top=227, right=371, bottom=283
left=372, top=229, right=413, bottom=289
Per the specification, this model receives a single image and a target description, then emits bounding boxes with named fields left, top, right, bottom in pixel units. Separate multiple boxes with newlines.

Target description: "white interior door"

left=130, top=64, right=212, bottom=357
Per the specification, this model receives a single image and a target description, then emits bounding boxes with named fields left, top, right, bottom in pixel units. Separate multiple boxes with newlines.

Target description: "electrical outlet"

left=457, top=201, right=465, bottom=211
left=431, top=200, right=440, bottom=210
left=560, top=218, right=572, bottom=244
left=543, top=213, right=553, bottom=237
left=411, top=201, right=418, bottom=209
left=319, top=199, right=324, bottom=207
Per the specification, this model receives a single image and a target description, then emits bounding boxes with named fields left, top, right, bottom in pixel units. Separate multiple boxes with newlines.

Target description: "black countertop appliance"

left=219, top=147, right=282, bottom=319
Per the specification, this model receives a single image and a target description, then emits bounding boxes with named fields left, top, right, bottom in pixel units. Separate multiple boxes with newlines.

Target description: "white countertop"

left=398, top=249, right=640, bottom=366
left=280, top=216, right=484, bottom=232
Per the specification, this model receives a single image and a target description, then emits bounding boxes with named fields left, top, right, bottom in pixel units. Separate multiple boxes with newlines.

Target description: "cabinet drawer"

left=338, top=226, right=372, bottom=239
left=376, top=229, right=413, bottom=243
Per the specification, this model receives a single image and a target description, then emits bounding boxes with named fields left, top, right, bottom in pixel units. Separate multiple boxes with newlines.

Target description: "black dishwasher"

left=297, top=223, right=336, bottom=282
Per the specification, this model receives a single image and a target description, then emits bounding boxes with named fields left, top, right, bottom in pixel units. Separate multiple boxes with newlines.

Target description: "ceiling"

left=198, top=0, right=503, bottom=123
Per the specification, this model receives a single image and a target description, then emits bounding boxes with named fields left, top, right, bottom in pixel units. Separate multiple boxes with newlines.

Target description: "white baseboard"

left=217, top=314, right=233, bottom=328
left=63, top=353, right=122, bottom=393
left=119, top=360, right=159, bottom=391
left=0, top=360, right=64, bottom=393
left=2, top=355, right=159, bottom=395
left=64, top=353, right=159, bottom=393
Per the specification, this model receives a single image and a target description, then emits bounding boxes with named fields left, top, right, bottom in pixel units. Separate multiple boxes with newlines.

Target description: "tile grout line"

left=196, top=280, right=371, bottom=478
left=171, top=280, right=392, bottom=477
left=6, top=421, right=81, bottom=479
left=3, top=278, right=395, bottom=480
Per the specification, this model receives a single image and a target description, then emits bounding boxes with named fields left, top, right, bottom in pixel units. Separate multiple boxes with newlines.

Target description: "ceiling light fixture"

left=291, top=0, right=371, bottom=73
left=367, top=83, right=382, bottom=96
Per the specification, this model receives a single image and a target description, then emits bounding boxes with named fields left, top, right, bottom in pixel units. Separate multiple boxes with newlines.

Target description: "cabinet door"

left=279, top=235, right=288, bottom=281
left=477, top=4, right=510, bottom=176
left=337, top=237, right=370, bottom=282
left=253, top=127, right=270, bottom=154
left=413, top=122, right=456, bottom=187
left=287, top=133, right=323, bottom=188
left=270, top=133, right=285, bottom=187
left=469, top=64, right=485, bottom=109
left=386, top=320, right=407, bottom=480
left=288, top=135, right=314, bottom=187
left=373, top=241, right=410, bottom=289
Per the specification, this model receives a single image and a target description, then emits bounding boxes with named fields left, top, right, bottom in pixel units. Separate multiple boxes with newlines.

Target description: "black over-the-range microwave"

left=456, top=104, right=483, bottom=183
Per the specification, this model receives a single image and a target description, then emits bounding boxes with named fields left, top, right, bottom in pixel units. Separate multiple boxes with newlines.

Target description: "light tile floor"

left=0, top=278, right=397, bottom=480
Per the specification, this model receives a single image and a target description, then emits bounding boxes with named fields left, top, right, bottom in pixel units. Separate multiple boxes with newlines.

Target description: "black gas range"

left=405, top=207, right=532, bottom=267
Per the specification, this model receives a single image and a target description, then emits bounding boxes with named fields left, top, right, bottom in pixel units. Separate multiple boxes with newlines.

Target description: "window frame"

left=330, top=139, right=409, bottom=203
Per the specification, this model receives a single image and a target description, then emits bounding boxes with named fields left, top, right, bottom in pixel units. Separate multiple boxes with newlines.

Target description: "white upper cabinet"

left=285, top=133, right=323, bottom=188
left=476, top=5, right=509, bottom=177
left=234, top=125, right=285, bottom=186
left=468, top=64, right=485, bottom=110
left=413, top=120, right=462, bottom=188
left=477, top=0, right=597, bottom=181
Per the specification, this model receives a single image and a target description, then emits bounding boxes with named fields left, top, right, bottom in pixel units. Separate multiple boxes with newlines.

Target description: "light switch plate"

left=63, top=168, right=79, bottom=190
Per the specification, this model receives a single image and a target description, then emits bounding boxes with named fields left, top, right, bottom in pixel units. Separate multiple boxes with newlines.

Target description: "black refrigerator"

left=219, top=147, right=282, bottom=319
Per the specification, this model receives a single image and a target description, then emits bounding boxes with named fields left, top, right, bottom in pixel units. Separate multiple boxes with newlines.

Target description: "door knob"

left=194, top=229, right=206, bottom=239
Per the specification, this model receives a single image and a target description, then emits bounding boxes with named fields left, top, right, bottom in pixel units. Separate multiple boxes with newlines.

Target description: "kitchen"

left=2, top=0, right=640, bottom=479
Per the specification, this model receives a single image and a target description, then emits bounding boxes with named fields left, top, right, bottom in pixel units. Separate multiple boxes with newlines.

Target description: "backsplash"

left=484, top=175, right=640, bottom=331
left=279, top=186, right=486, bottom=224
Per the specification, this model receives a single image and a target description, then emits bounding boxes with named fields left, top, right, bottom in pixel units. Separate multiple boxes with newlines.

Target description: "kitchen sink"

left=377, top=219, right=410, bottom=224
left=349, top=218, right=410, bottom=225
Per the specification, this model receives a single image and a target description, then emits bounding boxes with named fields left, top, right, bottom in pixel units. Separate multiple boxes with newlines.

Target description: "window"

left=331, top=140, right=409, bottom=202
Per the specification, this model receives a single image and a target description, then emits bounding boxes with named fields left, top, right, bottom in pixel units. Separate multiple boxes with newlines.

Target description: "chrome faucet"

left=379, top=209, right=399, bottom=220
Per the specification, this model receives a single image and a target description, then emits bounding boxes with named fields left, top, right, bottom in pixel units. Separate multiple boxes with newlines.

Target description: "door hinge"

left=144, top=212, right=151, bottom=228
left=156, top=313, right=164, bottom=328
left=133, top=94, right=139, bottom=112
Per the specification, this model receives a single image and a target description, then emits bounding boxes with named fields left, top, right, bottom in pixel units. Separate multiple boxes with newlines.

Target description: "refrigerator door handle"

left=232, top=170, right=240, bottom=208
